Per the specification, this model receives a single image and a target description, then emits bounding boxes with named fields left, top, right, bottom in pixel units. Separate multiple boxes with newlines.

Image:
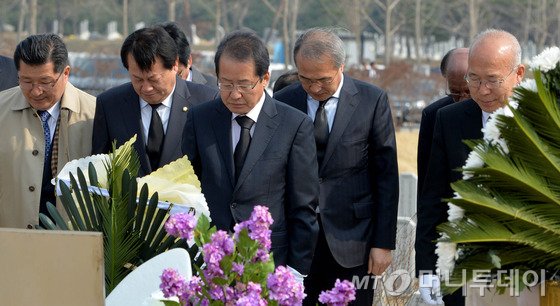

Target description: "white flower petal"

left=529, top=46, right=560, bottom=72
left=436, top=241, right=457, bottom=277
left=448, top=203, right=465, bottom=222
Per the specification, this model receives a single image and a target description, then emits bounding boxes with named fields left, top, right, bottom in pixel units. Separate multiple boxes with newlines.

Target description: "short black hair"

left=440, top=48, right=457, bottom=77
left=273, top=70, right=299, bottom=93
left=120, top=26, right=178, bottom=71
left=160, top=22, right=191, bottom=67
left=214, top=30, right=269, bottom=78
left=14, top=33, right=69, bottom=73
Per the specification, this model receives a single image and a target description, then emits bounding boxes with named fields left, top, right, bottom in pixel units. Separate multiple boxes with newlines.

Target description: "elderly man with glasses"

left=416, top=28, right=525, bottom=305
left=182, top=30, right=320, bottom=281
left=417, top=48, right=469, bottom=207
left=274, top=27, right=399, bottom=305
left=0, top=33, right=96, bottom=229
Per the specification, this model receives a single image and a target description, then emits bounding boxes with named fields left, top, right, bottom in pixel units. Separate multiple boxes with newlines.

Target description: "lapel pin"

left=182, top=106, right=188, bottom=112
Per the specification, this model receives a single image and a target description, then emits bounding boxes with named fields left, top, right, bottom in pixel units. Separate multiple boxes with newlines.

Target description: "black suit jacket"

left=182, top=94, right=319, bottom=275
left=415, top=99, right=483, bottom=275
left=92, top=77, right=218, bottom=175
left=191, top=68, right=218, bottom=90
left=0, top=56, right=18, bottom=92
left=274, top=76, right=399, bottom=268
left=417, top=96, right=454, bottom=197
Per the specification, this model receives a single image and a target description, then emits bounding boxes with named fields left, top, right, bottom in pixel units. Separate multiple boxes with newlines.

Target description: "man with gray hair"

left=416, top=29, right=525, bottom=305
left=274, top=27, right=399, bottom=305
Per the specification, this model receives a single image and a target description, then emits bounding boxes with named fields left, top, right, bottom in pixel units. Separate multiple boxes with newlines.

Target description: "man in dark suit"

left=182, top=30, right=319, bottom=277
left=160, top=22, right=218, bottom=89
left=415, top=29, right=525, bottom=305
left=274, top=27, right=399, bottom=305
left=92, top=26, right=218, bottom=176
left=417, top=48, right=469, bottom=198
left=0, top=55, right=18, bottom=91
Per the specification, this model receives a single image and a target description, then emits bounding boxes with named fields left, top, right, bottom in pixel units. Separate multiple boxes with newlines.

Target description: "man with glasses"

left=416, top=29, right=525, bottom=305
left=0, top=34, right=96, bottom=228
left=182, top=30, right=319, bottom=279
left=417, top=48, right=469, bottom=202
left=92, top=26, right=218, bottom=176
left=274, top=27, right=399, bottom=305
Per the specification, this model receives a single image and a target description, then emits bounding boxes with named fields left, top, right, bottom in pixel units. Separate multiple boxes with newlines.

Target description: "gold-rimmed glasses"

left=298, top=69, right=340, bottom=87
left=218, top=78, right=262, bottom=93
left=19, top=70, right=64, bottom=91
left=465, top=66, right=518, bottom=90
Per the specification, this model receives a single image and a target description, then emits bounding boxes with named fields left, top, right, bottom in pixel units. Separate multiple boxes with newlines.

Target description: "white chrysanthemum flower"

left=517, top=79, right=537, bottom=93
left=53, top=153, right=110, bottom=188
left=529, top=46, right=560, bottom=72
left=483, top=108, right=510, bottom=154
left=463, top=149, right=484, bottom=179
left=448, top=203, right=465, bottom=222
left=436, top=240, right=458, bottom=278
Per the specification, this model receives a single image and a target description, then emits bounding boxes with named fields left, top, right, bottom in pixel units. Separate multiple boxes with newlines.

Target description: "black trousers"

left=303, top=217, right=374, bottom=306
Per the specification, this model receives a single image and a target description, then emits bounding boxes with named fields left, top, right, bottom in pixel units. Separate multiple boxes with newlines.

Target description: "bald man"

left=415, top=29, right=525, bottom=305
left=417, top=48, right=469, bottom=198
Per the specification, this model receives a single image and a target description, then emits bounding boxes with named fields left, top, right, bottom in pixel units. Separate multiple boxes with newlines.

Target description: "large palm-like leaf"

left=40, top=138, right=195, bottom=295
left=437, top=63, right=560, bottom=294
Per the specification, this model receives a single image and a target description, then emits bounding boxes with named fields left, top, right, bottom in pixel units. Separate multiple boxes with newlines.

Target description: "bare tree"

left=123, top=0, right=128, bottom=37
left=29, top=0, right=36, bottom=34
left=168, top=0, right=177, bottom=21
left=374, top=0, right=404, bottom=65
left=468, top=0, right=479, bottom=43
left=17, top=0, right=27, bottom=42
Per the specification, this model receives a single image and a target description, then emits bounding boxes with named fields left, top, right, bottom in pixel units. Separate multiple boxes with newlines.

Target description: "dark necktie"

left=38, top=110, right=52, bottom=163
left=314, top=99, right=330, bottom=166
left=234, top=116, right=255, bottom=181
left=146, top=103, right=164, bottom=171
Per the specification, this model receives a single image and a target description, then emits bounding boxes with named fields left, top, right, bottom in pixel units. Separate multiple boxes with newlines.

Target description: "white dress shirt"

left=40, top=101, right=61, bottom=142
left=305, top=74, right=344, bottom=131
left=230, top=93, right=266, bottom=152
left=139, top=86, right=175, bottom=145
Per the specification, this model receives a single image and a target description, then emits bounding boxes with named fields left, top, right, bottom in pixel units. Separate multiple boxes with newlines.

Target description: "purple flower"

left=236, top=282, right=268, bottom=306
left=318, top=279, right=356, bottom=306
left=165, top=212, right=197, bottom=240
left=232, top=262, right=245, bottom=276
left=179, top=276, right=204, bottom=304
left=160, top=268, right=186, bottom=298
left=202, top=230, right=235, bottom=279
left=267, top=266, right=306, bottom=305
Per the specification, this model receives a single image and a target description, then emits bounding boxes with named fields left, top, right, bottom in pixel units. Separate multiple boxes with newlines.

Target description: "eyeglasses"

left=218, top=78, right=261, bottom=93
left=298, top=69, right=340, bottom=87
left=464, top=66, right=518, bottom=90
left=19, top=70, right=64, bottom=91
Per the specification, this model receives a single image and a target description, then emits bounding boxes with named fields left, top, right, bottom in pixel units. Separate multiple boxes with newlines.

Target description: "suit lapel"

left=212, top=100, right=236, bottom=187
left=234, top=95, right=279, bottom=193
left=291, top=85, right=309, bottom=113
left=462, top=99, right=483, bottom=140
left=321, top=77, right=359, bottom=173
left=160, top=79, right=190, bottom=166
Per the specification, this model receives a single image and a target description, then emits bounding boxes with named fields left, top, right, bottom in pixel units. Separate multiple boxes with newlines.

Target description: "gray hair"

left=293, top=27, right=346, bottom=68
left=470, top=28, right=522, bottom=68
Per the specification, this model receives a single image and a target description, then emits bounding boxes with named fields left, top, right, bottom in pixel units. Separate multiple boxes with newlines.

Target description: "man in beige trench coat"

left=0, top=34, right=96, bottom=229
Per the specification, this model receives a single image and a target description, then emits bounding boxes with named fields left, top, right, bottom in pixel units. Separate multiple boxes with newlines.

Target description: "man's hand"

left=418, top=274, right=444, bottom=305
left=367, top=248, right=392, bottom=275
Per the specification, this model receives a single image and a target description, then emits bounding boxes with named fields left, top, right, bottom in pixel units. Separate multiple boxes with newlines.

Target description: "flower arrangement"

left=41, top=135, right=209, bottom=294
left=436, top=46, right=560, bottom=293
left=159, top=205, right=356, bottom=305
